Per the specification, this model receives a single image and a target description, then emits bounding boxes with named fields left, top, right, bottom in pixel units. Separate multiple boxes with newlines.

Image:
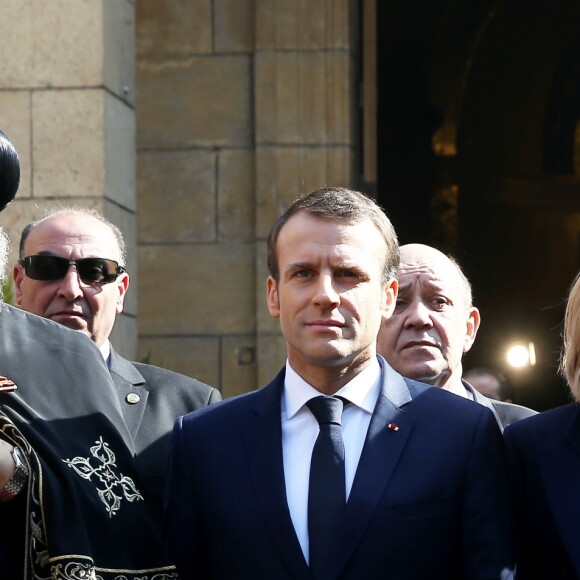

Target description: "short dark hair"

left=267, top=187, right=399, bottom=284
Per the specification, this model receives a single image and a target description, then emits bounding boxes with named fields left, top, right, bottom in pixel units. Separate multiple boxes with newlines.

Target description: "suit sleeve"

left=164, top=416, right=210, bottom=579
left=462, top=409, right=516, bottom=579
left=208, top=387, right=222, bottom=405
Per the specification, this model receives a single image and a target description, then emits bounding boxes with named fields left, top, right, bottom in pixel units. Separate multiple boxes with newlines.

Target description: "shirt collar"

left=443, top=378, right=470, bottom=399
left=99, top=339, right=111, bottom=366
left=283, top=357, right=382, bottom=420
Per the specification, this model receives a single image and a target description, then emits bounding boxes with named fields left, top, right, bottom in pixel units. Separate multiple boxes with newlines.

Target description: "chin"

left=403, top=365, right=442, bottom=385
left=56, top=319, right=90, bottom=337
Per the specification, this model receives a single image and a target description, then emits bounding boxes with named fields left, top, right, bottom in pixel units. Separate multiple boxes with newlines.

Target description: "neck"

left=288, top=354, right=375, bottom=395
left=435, top=366, right=468, bottom=398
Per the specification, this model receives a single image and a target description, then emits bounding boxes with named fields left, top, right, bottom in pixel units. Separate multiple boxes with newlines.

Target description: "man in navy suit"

left=165, top=187, right=515, bottom=579
left=14, top=208, right=220, bottom=518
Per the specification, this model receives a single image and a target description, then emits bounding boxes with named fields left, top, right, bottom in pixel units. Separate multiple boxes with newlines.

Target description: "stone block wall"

left=0, top=0, right=360, bottom=396
left=136, top=0, right=257, bottom=396
left=0, top=0, right=137, bottom=357
left=136, top=0, right=358, bottom=395
left=253, top=0, right=357, bottom=384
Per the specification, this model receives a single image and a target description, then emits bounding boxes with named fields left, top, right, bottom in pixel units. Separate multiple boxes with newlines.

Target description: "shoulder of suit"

left=505, top=402, right=578, bottom=437
left=179, top=387, right=263, bottom=430
left=489, top=399, right=538, bottom=419
left=0, top=303, right=100, bottom=354
left=130, top=360, right=216, bottom=392
left=404, top=376, right=497, bottom=425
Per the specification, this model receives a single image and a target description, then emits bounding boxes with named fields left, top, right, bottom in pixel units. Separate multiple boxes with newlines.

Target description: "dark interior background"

left=374, top=0, right=580, bottom=410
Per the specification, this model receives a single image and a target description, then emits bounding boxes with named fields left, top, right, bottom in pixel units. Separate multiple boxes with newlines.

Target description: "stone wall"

left=0, top=0, right=137, bottom=357
left=136, top=0, right=358, bottom=396
left=0, top=0, right=359, bottom=396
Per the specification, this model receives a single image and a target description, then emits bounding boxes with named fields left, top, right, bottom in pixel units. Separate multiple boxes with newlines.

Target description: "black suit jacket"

left=165, top=357, right=515, bottom=579
left=0, top=305, right=175, bottom=577
left=504, top=403, right=580, bottom=579
left=109, top=347, right=221, bottom=516
left=463, top=380, right=537, bottom=431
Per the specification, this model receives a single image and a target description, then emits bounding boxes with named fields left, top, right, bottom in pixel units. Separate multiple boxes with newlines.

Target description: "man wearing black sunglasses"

left=15, top=210, right=131, bottom=348
left=0, top=131, right=178, bottom=577
left=14, top=208, right=221, bottom=519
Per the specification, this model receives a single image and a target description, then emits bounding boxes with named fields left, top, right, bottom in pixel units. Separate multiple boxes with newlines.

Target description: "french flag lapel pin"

left=387, top=422, right=399, bottom=432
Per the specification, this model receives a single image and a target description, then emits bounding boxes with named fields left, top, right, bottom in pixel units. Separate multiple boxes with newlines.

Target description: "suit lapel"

left=243, top=370, right=310, bottom=579
left=536, top=405, right=580, bottom=575
left=108, top=348, right=149, bottom=441
left=326, top=359, right=415, bottom=578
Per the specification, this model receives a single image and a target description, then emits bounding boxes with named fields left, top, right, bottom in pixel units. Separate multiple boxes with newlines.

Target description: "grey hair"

left=447, top=255, right=473, bottom=308
left=0, top=227, right=9, bottom=290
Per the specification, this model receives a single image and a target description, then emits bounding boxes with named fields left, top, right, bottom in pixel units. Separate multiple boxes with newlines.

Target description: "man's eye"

left=432, top=298, right=448, bottom=309
left=394, top=299, right=407, bottom=310
left=295, top=270, right=311, bottom=278
left=340, top=270, right=360, bottom=278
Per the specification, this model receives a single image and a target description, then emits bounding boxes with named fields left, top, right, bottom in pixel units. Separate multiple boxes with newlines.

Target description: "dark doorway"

left=375, top=0, right=580, bottom=410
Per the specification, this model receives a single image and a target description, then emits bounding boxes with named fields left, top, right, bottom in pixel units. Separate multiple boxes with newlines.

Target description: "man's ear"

left=382, top=278, right=398, bottom=320
left=463, top=307, right=481, bottom=353
left=115, top=272, right=130, bottom=315
left=13, top=265, right=24, bottom=305
left=266, top=276, right=280, bottom=319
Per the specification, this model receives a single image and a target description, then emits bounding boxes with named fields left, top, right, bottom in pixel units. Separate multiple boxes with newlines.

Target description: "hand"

left=0, top=439, right=16, bottom=489
left=0, top=376, right=16, bottom=393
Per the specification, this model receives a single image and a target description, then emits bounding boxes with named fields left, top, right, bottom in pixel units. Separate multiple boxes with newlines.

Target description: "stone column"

left=0, top=0, right=137, bottom=357
left=136, top=0, right=257, bottom=396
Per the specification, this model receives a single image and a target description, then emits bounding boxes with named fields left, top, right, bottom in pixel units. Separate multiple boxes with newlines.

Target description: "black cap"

left=0, top=130, right=20, bottom=212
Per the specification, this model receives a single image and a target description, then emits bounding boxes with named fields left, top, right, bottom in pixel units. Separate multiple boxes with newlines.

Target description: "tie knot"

left=306, top=396, right=344, bottom=426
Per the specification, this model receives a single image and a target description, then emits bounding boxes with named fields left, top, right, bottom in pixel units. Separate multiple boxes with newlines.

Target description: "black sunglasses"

left=20, top=255, right=126, bottom=286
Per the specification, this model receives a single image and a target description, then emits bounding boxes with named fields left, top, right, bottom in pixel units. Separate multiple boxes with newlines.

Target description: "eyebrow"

left=285, top=261, right=313, bottom=272
left=284, top=261, right=367, bottom=274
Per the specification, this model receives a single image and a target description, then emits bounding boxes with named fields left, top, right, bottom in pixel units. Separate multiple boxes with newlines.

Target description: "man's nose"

left=56, top=266, right=84, bottom=300
left=404, top=300, right=433, bottom=327
left=313, top=274, right=340, bottom=308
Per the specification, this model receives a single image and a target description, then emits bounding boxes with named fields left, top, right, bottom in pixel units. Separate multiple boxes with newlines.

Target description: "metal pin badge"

left=387, top=423, right=399, bottom=432
left=126, top=393, right=141, bottom=405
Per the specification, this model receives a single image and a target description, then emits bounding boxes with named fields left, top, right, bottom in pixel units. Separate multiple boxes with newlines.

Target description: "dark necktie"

left=306, top=395, right=346, bottom=578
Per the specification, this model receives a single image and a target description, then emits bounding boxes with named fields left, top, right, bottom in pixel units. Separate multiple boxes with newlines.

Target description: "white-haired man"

left=377, top=243, right=536, bottom=430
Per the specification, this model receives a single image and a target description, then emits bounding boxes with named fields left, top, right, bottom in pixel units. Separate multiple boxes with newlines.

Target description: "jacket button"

left=126, top=393, right=141, bottom=405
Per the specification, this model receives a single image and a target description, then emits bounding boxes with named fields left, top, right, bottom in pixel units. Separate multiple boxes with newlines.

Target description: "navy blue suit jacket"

left=165, top=357, right=515, bottom=579
left=504, top=403, right=580, bottom=578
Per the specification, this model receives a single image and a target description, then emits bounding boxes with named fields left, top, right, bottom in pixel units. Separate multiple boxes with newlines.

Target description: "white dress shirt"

left=444, top=379, right=471, bottom=400
left=281, top=358, right=382, bottom=562
left=98, top=339, right=111, bottom=365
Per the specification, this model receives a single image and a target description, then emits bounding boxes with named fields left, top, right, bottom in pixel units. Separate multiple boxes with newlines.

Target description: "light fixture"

left=506, top=342, right=536, bottom=369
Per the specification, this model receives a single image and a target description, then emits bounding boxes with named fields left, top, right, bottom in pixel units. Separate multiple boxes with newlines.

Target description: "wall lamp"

left=506, top=341, right=536, bottom=369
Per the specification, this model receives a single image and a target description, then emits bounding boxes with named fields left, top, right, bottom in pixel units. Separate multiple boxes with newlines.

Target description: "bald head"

left=377, top=244, right=480, bottom=392
left=399, top=244, right=473, bottom=308
left=14, top=209, right=129, bottom=347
